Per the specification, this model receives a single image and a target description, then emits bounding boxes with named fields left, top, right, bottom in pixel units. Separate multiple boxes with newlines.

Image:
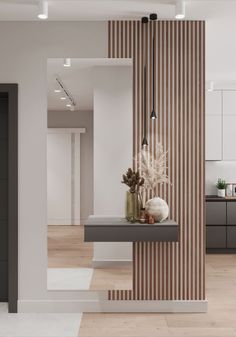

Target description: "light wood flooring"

left=48, top=225, right=132, bottom=290
left=78, top=254, right=236, bottom=337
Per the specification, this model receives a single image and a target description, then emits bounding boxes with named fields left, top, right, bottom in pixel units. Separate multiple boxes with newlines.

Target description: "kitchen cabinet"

left=206, top=91, right=222, bottom=115
left=205, top=90, right=236, bottom=161
left=223, top=115, right=236, bottom=160
left=222, top=91, right=236, bottom=160
left=205, top=91, right=222, bottom=161
left=206, top=201, right=226, bottom=225
left=227, top=202, right=236, bottom=225
left=206, top=199, right=236, bottom=252
left=223, top=91, right=236, bottom=115
left=206, top=226, right=226, bottom=248
left=227, top=227, right=236, bottom=248
left=206, top=115, right=222, bottom=161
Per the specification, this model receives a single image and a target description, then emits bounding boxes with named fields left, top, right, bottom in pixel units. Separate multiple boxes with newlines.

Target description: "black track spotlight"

left=141, top=16, right=149, bottom=24
left=149, top=13, right=158, bottom=21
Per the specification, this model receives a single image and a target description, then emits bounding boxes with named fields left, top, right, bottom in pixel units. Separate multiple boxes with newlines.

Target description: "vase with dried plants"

left=134, top=142, right=170, bottom=222
left=121, top=168, right=144, bottom=223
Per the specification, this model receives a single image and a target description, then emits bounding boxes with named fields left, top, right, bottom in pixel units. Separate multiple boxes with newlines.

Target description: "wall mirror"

left=47, top=58, right=133, bottom=291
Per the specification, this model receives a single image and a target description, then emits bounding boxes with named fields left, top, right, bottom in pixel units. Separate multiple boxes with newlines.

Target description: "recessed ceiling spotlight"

left=175, top=1, right=185, bottom=20
left=66, top=104, right=71, bottom=107
left=38, top=0, right=48, bottom=20
left=54, top=89, right=61, bottom=93
left=63, top=58, right=71, bottom=67
left=60, top=97, right=66, bottom=100
left=208, top=81, right=214, bottom=92
left=149, top=13, right=158, bottom=21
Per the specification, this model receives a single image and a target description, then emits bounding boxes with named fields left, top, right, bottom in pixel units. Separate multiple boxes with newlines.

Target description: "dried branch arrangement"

left=135, top=142, right=169, bottom=191
left=121, top=168, right=144, bottom=194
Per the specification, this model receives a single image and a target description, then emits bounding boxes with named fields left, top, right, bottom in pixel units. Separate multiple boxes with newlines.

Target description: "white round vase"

left=145, top=197, right=169, bottom=223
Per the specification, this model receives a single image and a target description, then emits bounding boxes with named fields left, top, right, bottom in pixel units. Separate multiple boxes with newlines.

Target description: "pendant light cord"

left=152, top=26, right=155, bottom=112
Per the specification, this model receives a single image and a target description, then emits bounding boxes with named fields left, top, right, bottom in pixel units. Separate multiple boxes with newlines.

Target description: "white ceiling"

left=0, top=0, right=235, bottom=21
left=47, top=58, right=132, bottom=110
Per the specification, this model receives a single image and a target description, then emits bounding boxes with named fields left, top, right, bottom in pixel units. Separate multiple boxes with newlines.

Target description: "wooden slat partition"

left=108, top=20, right=205, bottom=301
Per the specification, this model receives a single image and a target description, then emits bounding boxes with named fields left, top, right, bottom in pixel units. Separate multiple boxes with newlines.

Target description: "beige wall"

left=48, top=110, right=93, bottom=222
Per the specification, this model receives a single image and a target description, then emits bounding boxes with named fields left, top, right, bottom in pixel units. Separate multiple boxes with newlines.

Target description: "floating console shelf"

left=84, top=217, right=179, bottom=242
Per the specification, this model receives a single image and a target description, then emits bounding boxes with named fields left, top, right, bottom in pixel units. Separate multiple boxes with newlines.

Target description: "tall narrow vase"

left=125, top=191, right=140, bottom=223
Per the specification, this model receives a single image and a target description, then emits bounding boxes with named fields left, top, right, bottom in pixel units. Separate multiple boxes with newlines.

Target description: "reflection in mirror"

left=47, top=58, right=133, bottom=291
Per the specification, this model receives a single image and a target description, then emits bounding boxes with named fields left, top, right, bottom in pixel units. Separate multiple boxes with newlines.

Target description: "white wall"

left=206, top=161, right=236, bottom=195
left=48, top=110, right=93, bottom=222
left=0, top=21, right=107, bottom=309
left=93, top=66, right=132, bottom=215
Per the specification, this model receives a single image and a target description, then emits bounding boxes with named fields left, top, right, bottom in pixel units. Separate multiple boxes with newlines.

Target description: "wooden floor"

left=48, top=225, right=132, bottom=290
left=78, top=254, right=236, bottom=337
left=48, top=225, right=93, bottom=268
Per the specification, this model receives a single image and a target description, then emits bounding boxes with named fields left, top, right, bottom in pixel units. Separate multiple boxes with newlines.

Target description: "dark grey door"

left=0, top=93, right=8, bottom=301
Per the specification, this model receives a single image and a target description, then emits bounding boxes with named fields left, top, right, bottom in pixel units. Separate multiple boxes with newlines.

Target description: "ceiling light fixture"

left=54, top=88, right=61, bottom=93
left=175, top=1, right=185, bottom=20
left=63, top=58, right=71, bottom=67
left=208, top=81, right=214, bottom=92
left=38, top=0, right=48, bottom=20
left=55, top=77, right=77, bottom=110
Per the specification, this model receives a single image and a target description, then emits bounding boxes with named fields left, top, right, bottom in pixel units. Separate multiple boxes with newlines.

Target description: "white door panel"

left=47, top=133, right=72, bottom=225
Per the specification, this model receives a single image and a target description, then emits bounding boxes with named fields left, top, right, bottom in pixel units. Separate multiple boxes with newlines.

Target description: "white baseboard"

left=18, top=299, right=208, bottom=313
left=92, top=259, right=132, bottom=268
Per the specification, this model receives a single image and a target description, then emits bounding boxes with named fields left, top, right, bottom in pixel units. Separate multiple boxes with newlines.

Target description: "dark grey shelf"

left=84, top=217, right=179, bottom=242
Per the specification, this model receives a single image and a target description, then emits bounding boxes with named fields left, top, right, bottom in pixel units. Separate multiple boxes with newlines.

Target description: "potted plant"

left=121, top=168, right=144, bottom=222
left=216, top=178, right=226, bottom=198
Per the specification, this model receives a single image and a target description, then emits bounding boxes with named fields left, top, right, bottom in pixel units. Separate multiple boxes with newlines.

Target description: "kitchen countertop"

left=206, top=195, right=236, bottom=202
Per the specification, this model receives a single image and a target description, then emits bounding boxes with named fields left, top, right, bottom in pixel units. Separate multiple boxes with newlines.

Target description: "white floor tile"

left=47, top=268, right=93, bottom=290
left=0, top=313, right=82, bottom=337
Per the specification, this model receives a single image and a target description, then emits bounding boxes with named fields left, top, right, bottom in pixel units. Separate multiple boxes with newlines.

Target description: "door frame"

left=0, top=84, right=18, bottom=313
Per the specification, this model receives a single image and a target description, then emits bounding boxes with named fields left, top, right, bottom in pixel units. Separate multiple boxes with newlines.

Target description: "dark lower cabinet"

left=0, top=95, right=8, bottom=302
left=206, top=200, right=236, bottom=252
left=227, top=226, right=236, bottom=248
left=206, top=226, right=226, bottom=248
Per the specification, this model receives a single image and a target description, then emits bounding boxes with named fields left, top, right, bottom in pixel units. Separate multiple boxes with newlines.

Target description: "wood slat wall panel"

left=108, top=20, right=205, bottom=301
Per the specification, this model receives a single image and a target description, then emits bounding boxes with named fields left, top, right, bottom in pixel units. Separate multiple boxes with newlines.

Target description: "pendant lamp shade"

left=142, top=137, right=148, bottom=147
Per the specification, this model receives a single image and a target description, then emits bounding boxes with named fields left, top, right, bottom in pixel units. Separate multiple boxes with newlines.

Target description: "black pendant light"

left=150, top=13, right=157, bottom=120
left=142, top=65, right=148, bottom=147
left=141, top=16, right=148, bottom=147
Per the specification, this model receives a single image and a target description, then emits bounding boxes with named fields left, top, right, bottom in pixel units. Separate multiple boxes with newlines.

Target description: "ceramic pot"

left=217, top=189, right=225, bottom=198
left=145, top=197, right=169, bottom=223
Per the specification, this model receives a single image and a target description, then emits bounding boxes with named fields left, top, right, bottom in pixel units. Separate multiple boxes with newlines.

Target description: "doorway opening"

left=0, top=84, right=18, bottom=313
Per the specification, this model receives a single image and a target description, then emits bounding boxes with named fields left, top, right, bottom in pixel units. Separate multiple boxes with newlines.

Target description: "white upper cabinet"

left=205, top=91, right=222, bottom=161
left=223, top=116, right=236, bottom=160
left=206, top=91, right=222, bottom=115
left=206, top=115, right=222, bottom=161
left=223, top=91, right=236, bottom=115
left=223, top=91, right=236, bottom=160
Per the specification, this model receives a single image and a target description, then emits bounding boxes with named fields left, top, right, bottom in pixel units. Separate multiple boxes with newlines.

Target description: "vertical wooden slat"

left=108, top=20, right=205, bottom=302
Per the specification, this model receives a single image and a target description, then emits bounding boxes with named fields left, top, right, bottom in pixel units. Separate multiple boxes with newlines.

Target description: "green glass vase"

left=125, top=191, right=140, bottom=223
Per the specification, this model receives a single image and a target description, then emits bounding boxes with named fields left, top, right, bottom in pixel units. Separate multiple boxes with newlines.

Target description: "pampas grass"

left=134, top=142, right=169, bottom=193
